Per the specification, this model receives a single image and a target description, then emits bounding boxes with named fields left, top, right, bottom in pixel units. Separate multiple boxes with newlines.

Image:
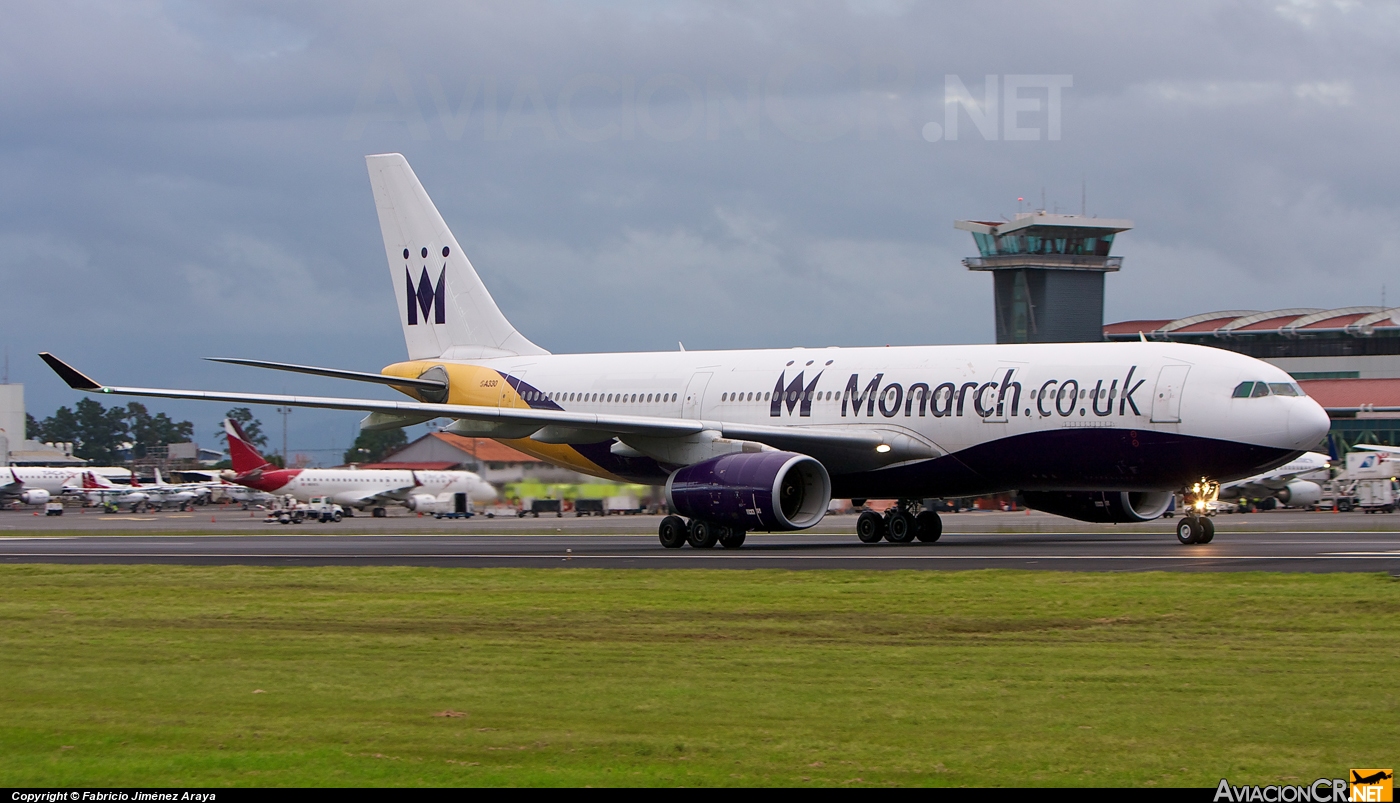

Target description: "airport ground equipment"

left=519, top=498, right=562, bottom=518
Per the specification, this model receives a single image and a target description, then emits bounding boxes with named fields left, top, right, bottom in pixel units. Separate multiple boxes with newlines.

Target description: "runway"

left=3, top=528, right=1399, bottom=571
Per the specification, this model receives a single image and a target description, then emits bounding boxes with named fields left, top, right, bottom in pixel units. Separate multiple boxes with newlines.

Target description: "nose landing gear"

left=1175, top=479, right=1219, bottom=545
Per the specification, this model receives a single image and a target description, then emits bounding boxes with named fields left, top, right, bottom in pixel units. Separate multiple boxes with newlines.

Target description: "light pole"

left=276, top=406, right=292, bottom=467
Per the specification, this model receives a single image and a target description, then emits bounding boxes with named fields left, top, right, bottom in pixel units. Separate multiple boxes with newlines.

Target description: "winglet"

left=38, top=353, right=103, bottom=391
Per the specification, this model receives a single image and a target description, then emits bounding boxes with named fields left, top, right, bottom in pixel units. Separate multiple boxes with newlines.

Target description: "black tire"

left=688, top=520, right=719, bottom=549
left=658, top=515, right=688, bottom=549
left=914, top=510, right=943, bottom=542
left=332, top=511, right=343, bottom=522
left=719, top=529, right=747, bottom=549
left=373, top=507, right=387, bottom=518
left=1198, top=517, right=1215, bottom=544
left=1176, top=518, right=1201, bottom=545
left=1338, top=499, right=1353, bottom=512
left=886, top=510, right=916, bottom=543
left=856, top=510, right=885, bottom=543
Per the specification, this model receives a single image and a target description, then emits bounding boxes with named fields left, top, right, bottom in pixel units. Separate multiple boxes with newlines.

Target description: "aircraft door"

left=683, top=373, right=712, bottom=419
left=1150, top=365, right=1190, bottom=423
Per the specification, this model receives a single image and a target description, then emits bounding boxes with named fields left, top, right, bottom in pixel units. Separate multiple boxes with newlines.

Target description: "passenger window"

left=1268, top=383, right=1298, bottom=397
left=1232, top=382, right=1253, bottom=398
left=1250, top=382, right=1271, bottom=398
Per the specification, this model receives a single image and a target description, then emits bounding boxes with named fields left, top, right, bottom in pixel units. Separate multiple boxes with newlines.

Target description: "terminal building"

left=1105, top=309, right=1400, bottom=450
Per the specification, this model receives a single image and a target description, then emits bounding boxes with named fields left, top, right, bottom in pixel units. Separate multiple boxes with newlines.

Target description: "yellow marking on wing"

left=498, top=439, right=628, bottom=483
left=381, top=361, right=625, bottom=481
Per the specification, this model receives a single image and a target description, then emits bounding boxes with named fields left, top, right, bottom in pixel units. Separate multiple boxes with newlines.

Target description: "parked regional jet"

left=1217, top=451, right=1330, bottom=508
left=1, top=466, right=134, bottom=506
left=220, top=418, right=496, bottom=516
left=40, top=153, right=1332, bottom=547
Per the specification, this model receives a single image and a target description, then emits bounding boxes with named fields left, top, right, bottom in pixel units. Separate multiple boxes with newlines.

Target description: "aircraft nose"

left=1289, top=398, right=1332, bottom=449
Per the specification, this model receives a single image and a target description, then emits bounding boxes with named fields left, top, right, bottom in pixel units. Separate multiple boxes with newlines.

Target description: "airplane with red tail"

left=222, top=418, right=496, bottom=516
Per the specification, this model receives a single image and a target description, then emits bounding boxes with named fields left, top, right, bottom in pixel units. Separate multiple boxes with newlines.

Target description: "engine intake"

left=1276, top=480, right=1321, bottom=508
left=1022, top=490, right=1173, bottom=523
left=20, top=489, right=50, bottom=506
left=666, top=451, right=831, bottom=531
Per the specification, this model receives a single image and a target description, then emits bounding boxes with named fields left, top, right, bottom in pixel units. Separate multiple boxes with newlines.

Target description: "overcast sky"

left=3, top=1, right=1396, bottom=462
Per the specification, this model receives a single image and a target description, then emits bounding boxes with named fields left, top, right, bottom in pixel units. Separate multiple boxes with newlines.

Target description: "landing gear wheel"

left=718, top=529, right=747, bottom=549
left=1176, top=518, right=1202, bottom=545
left=886, top=510, right=916, bottom=543
left=658, top=515, right=688, bottom=549
left=372, top=507, right=387, bottom=518
left=1198, top=517, right=1215, bottom=544
left=856, top=510, right=885, bottom=543
left=688, top=519, right=719, bottom=549
left=914, top=510, right=943, bottom=542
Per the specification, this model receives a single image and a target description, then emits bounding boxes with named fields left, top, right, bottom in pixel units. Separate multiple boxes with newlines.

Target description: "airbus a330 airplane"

left=41, top=153, right=1331, bottom=547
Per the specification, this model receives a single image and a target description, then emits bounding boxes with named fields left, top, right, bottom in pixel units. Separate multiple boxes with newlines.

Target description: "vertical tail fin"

left=224, top=418, right=273, bottom=475
left=366, top=153, right=548, bottom=361
left=82, top=471, right=113, bottom=490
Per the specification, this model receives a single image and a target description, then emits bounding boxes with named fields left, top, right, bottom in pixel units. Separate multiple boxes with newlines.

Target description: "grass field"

left=0, top=565, right=1395, bottom=787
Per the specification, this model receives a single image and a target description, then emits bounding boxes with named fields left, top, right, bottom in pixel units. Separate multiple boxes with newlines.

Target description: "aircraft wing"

left=40, top=353, right=895, bottom=456
left=1353, top=444, right=1400, bottom=455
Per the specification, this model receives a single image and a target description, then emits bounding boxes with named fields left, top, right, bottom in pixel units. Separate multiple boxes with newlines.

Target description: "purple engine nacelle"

left=665, top=451, right=831, bottom=531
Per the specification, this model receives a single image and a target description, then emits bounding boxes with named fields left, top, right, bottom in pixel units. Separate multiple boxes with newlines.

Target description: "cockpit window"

left=1233, top=380, right=1306, bottom=398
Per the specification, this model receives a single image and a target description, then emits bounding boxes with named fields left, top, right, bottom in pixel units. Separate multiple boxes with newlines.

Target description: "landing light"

left=875, top=444, right=892, bottom=453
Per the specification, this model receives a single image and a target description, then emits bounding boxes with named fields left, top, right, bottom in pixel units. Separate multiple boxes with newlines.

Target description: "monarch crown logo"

left=404, top=244, right=448, bottom=326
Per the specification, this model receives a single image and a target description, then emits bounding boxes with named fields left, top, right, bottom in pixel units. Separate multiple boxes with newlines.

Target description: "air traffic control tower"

left=955, top=212, right=1133, bottom=344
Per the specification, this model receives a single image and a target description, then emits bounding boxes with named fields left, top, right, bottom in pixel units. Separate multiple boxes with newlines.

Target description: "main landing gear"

left=1175, top=478, right=1220, bottom=545
left=856, top=500, right=942, bottom=545
left=658, top=515, right=747, bottom=549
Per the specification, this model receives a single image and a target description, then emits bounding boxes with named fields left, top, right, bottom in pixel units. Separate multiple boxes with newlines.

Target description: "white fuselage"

left=240, top=467, right=497, bottom=509
left=418, top=340, right=1331, bottom=497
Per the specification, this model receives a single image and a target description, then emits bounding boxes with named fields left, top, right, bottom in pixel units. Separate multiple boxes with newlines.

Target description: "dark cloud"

left=2, top=1, right=1395, bottom=459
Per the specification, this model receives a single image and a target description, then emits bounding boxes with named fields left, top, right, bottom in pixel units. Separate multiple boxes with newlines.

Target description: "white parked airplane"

left=1217, top=451, right=1330, bottom=508
left=79, top=471, right=153, bottom=509
left=1, top=466, right=133, bottom=506
left=219, top=418, right=496, bottom=516
left=40, top=153, right=1332, bottom=546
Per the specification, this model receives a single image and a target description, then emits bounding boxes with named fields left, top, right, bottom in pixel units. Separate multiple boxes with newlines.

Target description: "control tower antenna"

left=956, top=210, right=1133, bottom=344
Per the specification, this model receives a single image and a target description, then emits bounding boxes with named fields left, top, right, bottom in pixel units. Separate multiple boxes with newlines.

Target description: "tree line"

left=26, top=402, right=271, bottom=466
left=25, top=399, right=406, bottom=466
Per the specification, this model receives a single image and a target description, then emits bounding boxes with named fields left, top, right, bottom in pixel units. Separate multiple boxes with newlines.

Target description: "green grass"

left=0, top=566, right=1395, bottom=786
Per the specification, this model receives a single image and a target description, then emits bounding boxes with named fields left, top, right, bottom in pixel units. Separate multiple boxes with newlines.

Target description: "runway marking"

left=2, top=552, right=1397, bottom=561
left=3, top=530, right=1400, bottom=540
